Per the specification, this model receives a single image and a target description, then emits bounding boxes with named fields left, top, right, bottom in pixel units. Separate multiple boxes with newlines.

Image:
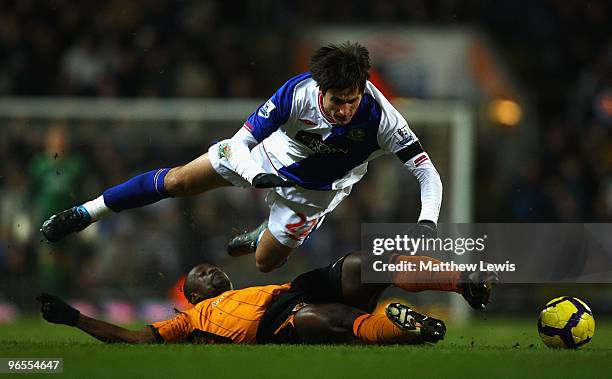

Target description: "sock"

left=82, top=196, right=110, bottom=221
left=102, top=168, right=171, bottom=212
left=390, top=254, right=461, bottom=293
left=352, top=313, right=420, bottom=344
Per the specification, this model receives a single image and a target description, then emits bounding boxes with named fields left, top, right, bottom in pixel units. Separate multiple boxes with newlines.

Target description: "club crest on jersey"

left=393, top=126, right=414, bottom=146
left=258, top=99, right=276, bottom=118
left=218, top=142, right=231, bottom=159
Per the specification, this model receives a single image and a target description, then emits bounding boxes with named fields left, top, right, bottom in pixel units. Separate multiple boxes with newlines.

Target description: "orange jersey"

left=151, top=283, right=290, bottom=344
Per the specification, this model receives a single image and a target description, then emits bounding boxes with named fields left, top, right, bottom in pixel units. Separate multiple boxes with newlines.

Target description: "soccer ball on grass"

left=538, top=296, right=595, bottom=349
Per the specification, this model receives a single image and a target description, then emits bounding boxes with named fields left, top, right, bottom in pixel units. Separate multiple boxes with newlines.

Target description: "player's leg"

left=226, top=220, right=293, bottom=272
left=227, top=222, right=294, bottom=273
left=259, top=252, right=416, bottom=313
left=293, top=304, right=363, bottom=343
left=252, top=207, right=324, bottom=272
left=339, top=252, right=461, bottom=309
left=294, top=303, right=443, bottom=344
left=41, top=152, right=232, bottom=242
left=164, top=151, right=233, bottom=196
left=253, top=229, right=293, bottom=273
left=228, top=194, right=324, bottom=273
left=382, top=253, right=498, bottom=310
left=341, top=252, right=498, bottom=310
left=338, top=252, right=389, bottom=313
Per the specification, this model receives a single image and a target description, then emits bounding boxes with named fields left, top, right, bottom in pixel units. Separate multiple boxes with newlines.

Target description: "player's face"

left=321, top=87, right=363, bottom=125
left=185, top=264, right=233, bottom=304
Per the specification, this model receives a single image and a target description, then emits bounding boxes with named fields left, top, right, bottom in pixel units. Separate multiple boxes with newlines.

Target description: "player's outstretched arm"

left=397, top=146, right=443, bottom=225
left=226, top=128, right=295, bottom=188
left=36, top=293, right=157, bottom=344
left=374, top=87, right=443, bottom=224
left=76, top=314, right=157, bottom=344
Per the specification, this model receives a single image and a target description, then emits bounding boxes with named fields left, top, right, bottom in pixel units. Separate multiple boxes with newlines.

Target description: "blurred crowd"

left=0, top=0, right=611, bottom=315
left=1, top=0, right=610, bottom=219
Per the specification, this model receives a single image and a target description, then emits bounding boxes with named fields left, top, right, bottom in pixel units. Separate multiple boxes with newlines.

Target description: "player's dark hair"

left=309, top=42, right=371, bottom=94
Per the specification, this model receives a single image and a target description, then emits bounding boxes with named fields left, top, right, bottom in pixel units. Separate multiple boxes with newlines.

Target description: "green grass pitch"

left=2, top=317, right=611, bottom=378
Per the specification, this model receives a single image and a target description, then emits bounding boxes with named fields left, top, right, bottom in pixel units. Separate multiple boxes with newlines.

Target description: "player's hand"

left=252, top=173, right=296, bottom=188
left=36, top=293, right=80, bottom=326
left=413, top=220, right=437, bottom=239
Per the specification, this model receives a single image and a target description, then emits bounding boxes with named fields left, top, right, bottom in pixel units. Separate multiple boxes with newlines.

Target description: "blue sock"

left=103, top=168, right=171, bottom=212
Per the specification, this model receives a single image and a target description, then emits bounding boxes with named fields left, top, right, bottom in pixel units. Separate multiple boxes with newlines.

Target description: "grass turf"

left=1, top=317, right=611, bottom=378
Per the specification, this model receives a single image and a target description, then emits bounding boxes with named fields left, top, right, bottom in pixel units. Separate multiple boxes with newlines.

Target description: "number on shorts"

left=285, top=212, right=317, bottom=241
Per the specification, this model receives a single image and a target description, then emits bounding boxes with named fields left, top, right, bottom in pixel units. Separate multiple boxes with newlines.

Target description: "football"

left=538, top=296, right=595, bottom=348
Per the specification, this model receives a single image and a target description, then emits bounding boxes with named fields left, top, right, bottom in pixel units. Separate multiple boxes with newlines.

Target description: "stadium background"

left=1, top=0, right=611, bottom=326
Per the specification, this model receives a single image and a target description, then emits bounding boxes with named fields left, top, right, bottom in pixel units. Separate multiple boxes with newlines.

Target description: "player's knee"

left=164, top=167, right=189, bottom=195
left=255, top=256, right=282, bottom=273
left=343, top=252, right=364, bottom=272
left=255, top=260, right=275, bottom=273
left=293, top=307, right=318, bottom=328
left=255, top=243, right=291, bottom=273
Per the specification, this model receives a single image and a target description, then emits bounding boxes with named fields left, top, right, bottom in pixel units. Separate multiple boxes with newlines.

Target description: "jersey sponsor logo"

left=347, top=128, right=366, bottom=142
left=295, top=131, right=349, bottom=154
left=393, top=126, right=414, bottom=146
left=258, top=99, right=276, bottom=118
left=299, top=118, right=316, bottom=126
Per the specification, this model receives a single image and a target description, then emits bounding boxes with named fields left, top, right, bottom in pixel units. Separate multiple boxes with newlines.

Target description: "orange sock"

left=390, top=254, right=461, bottom=293
left=352, top=313, right=420, bottom=345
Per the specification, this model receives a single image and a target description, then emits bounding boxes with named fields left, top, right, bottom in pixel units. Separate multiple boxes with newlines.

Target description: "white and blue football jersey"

left=243, top=72, right=420, bottom=192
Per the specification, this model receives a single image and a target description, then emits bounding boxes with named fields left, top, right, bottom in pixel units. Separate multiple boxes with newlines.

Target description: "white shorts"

left=208, top=140, right=350, bottom=248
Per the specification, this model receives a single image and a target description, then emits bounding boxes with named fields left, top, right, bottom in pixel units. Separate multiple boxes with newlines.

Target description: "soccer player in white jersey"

left=41, top=42, right=443, bottom=273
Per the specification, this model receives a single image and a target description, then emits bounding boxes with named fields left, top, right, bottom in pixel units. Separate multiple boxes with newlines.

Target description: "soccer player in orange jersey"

left=37, top=253, right=497, bottom=345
